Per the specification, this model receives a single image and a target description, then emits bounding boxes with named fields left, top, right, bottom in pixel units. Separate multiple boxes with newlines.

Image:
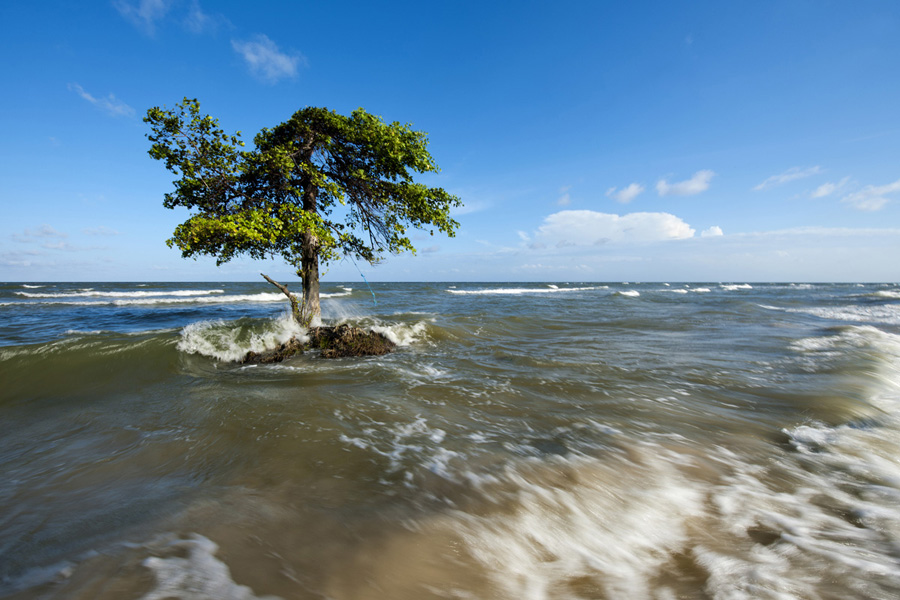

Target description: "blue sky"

left=2, top=0, right=899, bottom=282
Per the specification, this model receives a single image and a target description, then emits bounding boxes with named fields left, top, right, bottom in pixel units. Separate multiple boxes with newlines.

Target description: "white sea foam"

left=140, top=534, right=281, bottom=600
left=446, top=286, right=604, bottom=295
left=21, top=284, right=44, bottom=288
left=16, top=289, right=225, bottom=298
left=339, top=415, right=457, bottom=483
left=9, top=293, right=288, bottom=307
left=721, top=284, right=753, bottom=291
left=451, top=449, right=704, bottom=599
left=177, top=314, right=305, bottom=362
left=873, top=290, right=900, bottom=299
left=691, top=287, right=711, bottom=293
left=369, top=320, right=430, bottom=346
left=799, top=305, right=900, bottom=325
left=616, top=290, right=640, bottom=297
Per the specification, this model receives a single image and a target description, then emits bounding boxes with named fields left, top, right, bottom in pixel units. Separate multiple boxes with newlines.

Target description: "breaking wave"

left=447, top=286, right=604, bottom=296
left=177, top=314, right=306, bottom=362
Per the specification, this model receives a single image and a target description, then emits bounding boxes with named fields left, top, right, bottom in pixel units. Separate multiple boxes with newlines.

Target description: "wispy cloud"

left=753, top=166, right=822, bottom=191
left=12, top=225, right=68, bottom=243
left=68, top=83, right=135, bottom=117
left=557, top=185, right=572, bottom=206
left=83, top=226, right=121, bottom=236
left=232, top=35, right=304, bottom=83
left=841, top=178, right=900, bottom=211
left=811, top=176, right=851, bottom=198
left=113, top=0, right=172, bottom=35
left=535, top=210, right=695, bottom=246
left=606, top=183, right=645, bottom=204
left=656, top=170, right=714, bottom=197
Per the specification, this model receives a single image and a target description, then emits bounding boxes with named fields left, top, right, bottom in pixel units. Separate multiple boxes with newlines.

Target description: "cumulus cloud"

left=232, top=35, right=304, bottom=83
left=68, top=83, right=135, bottom=117
left=534, top=210, right=695, bottom=246
left=701, top=226, right=724, bottom=237
left=606, top=183, right=645, bottom=204
left=811, top=176, right=851, bottom=198
left=113, top=0, right=172, bottom=35
left=841, top=178, right=900, bottom=211
left=656, top=170, right=714, bottom=197
left=753, top=166, right=822, bottom=191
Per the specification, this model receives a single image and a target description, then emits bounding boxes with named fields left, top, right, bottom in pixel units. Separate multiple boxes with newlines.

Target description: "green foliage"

left=144, top=98, right=461, bottom=274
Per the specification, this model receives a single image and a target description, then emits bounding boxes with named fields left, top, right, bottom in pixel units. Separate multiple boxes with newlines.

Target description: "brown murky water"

left=2, top=282, right=900, bottom=599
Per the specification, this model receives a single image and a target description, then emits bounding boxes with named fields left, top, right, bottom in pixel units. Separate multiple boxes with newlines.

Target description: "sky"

left=1, top=0, right=899, bottom=282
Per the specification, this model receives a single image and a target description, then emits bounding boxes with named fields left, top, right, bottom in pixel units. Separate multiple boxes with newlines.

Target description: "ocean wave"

left=442, top=448, right=704, bottom=599
left=16, top=289, right=225, bottom=298
left=321, top=290, right=353, bottom=299
left=177, top=314, right=306, bottom=362
left=615, top=290, right=640, bottom=297
left=8, top=293, right=287, bottom=307
left=446, top=286, right=605, bottom=296
left=721, top=284, right=753, bottom=291
left=368, top=320, right=431, bottom=346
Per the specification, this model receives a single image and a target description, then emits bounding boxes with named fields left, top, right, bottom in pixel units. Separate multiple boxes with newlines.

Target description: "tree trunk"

left=299, top=180, right=321, bottom=326
left=300, top=229, right=320, bottom=325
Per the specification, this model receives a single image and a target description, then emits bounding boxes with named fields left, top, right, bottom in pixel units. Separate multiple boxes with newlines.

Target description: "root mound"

left=240, top=324, right=395, bottom=364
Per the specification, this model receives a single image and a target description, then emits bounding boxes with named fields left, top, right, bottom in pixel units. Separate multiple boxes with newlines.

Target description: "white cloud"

left=535, top=210, right=695, bottom=246
left=841, top=178, right=900, bottom=211
left=184, top=0, right=219, bottom=33
left=701, top=226, right=724, bottom=237
left=83, top=226, right=121, bottom=236
left=811, top=176, right=851, bottom=198
left=656, top=170, right=714, bottom=197
left=231, top=35, right=304, bottom=83
left=606, top=183, right=645, bottom=204
left=753, top=166, right=822, bottom=191
left=113, top=0, right=172, bottom=35
left=68, top=83, right=135, bottom=117
left=557, top=186, right=572, bottom=206
left=12, top=225, right=68, bottom=242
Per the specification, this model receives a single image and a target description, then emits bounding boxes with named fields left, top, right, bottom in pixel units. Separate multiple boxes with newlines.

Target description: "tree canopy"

left=145, top=98, right=461, bottom=324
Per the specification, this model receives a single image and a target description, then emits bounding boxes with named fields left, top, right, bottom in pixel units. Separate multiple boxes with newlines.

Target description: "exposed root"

left=240, top=325, right=395, bottom=363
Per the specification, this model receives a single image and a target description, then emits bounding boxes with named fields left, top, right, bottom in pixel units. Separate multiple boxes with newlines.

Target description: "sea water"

left=1, top=281, right=900, bottom=599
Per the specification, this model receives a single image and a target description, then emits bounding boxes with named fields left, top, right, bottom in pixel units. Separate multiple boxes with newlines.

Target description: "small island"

left=241, top=323, right=395, bottom=363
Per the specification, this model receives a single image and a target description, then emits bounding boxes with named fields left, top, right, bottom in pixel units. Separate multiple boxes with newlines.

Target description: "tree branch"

left=260, top=272, right=302, bottom=324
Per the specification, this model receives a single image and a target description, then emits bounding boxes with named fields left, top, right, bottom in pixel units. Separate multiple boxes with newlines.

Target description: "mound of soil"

left=240, top=324, right=395, bottom=364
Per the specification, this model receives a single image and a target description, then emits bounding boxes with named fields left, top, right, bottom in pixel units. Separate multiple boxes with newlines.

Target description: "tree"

left=144, top=98, right=461, bottom=325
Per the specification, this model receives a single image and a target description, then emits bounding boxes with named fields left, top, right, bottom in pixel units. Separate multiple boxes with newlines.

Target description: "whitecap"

left=721, top=284, right=753, bottom=291
left=11, top=293, right=288, bottom=307
left=177, top=314, right=305, bottom=362
left=447, top=286, right=604, bottom=295
left=369, top=320, right=430, bottom=346
left=16, top=289, right=225, bottom=298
